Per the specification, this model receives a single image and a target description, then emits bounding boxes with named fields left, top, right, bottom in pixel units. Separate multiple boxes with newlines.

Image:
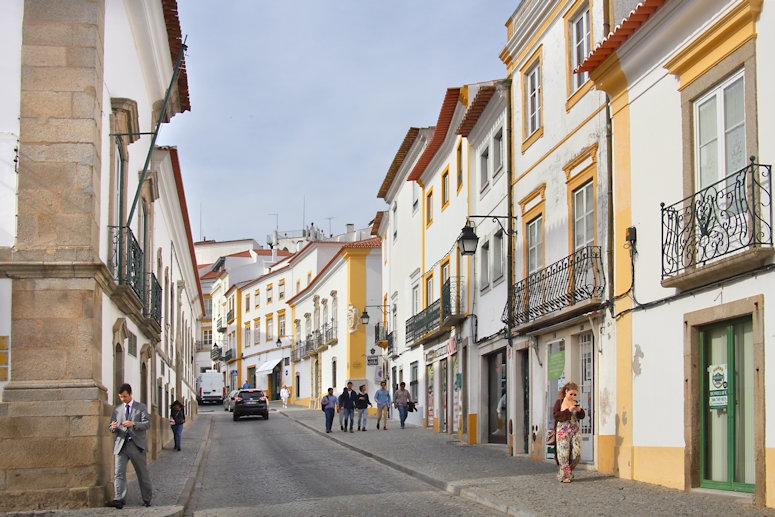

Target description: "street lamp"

left=276, top=337, right=282, bottom=347
left=457, top=215, right=519, bottom=256
left=360, top=304, right=390, bottom=326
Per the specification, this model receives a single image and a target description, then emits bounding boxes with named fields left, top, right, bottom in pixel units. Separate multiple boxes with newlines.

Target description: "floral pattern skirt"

left=555, top=417, right=581, bottom=481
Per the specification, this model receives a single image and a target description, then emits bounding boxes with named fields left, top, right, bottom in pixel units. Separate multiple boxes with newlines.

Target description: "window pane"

left=724, top=77, right=745, bottom=173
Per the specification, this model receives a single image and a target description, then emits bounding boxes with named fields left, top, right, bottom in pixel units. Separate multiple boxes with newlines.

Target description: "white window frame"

left=570, top=6, right=590, bottom=91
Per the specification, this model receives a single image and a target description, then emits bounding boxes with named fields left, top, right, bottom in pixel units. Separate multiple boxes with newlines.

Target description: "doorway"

left=488, top=349, right=507, bottom=444
left=699, top=317, right=754, bottom=493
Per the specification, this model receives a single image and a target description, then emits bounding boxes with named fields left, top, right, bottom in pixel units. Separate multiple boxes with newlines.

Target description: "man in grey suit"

left=105, top=383, right=152, bottom=508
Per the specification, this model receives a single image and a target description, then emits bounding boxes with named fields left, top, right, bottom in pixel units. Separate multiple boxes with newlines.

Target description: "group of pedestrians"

left=322, top=380, right=414, bottom=433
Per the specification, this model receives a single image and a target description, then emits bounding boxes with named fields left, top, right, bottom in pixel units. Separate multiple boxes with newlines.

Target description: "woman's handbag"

left=407, top=401, right=416, bottom=412
left=546, top=429, right=556, bottom=446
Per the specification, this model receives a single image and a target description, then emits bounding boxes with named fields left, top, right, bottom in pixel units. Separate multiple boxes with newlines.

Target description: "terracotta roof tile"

left=161, top=0, right=191, bottom=113
left=408, top=88, right=462, bottom=182
left=457, top=85, right=497, bottom=137
left=576, top=0, right=666, bottom=74
left=378, top=127, right=421, bottom=199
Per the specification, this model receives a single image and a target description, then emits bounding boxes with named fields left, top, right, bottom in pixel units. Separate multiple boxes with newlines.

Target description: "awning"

left=256, top=359, right=282, bottom=373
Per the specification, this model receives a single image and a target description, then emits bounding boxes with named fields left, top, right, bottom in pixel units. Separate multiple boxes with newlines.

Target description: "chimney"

left=345, top=223, right=355, bottom=234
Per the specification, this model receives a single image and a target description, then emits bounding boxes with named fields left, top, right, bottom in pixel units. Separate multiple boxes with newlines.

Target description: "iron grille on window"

left=661, top=158, right=772, bottom=279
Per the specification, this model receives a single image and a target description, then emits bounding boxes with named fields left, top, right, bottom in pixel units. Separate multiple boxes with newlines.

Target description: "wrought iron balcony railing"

left=223, top=349, right=234, bottom=362
left=109, top=225, right=144, bottom=300
left=227, top=309, right=234, bottom=322
left=374, top=322, right=388, bottom=346
left=216, top=318, right=225, bottom=333
left=661, top=158, right=772, bottom=279
left=405, top=277, right=462, bottom=345
left=322, top=319, right=337, bottom=344
left=502, top=246, right=605, bottom=327
left=210, top=345, right=222, bottom=360
left=145, top=272, right=162, bottom=324
left=387, top=331, right=395, bottom=356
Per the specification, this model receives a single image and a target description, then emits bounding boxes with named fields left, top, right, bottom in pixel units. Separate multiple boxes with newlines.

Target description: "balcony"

left=216, top=318, right=226, bottom=333
left=195, top=341, right=211, bottom=353
left=145, top=272, right=161, bottom=325
left=502, top=246, right=605, bottom=331
left=223, top=349, right=234, bottom=362
left=227, top=308, right=234, bottom=322
left=210, top=345, right=222, bottom=360
left=322, top=319, right=337, bottom=345
left=109, top=225, right=144, bottom=300
left=387, top=331, right=396, bottom=357
left=405, top=277, right=464, bottom=346
left=374, top=322, right=388, bottom=348
left=661, top=159, right=773, bottom=290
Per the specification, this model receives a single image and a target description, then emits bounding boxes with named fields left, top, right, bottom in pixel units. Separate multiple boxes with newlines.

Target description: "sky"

left=158, top=1, right=518, bottom=246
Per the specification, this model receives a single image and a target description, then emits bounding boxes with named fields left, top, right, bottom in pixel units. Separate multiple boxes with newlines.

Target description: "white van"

left=196, top=371, right=225, bottom=405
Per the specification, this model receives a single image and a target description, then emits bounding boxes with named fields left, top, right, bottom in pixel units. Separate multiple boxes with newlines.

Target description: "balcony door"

left=693, top=71, right=747, bottom=257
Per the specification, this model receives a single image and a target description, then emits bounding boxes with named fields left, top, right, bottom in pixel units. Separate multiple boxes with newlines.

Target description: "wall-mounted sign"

left=366, top=355, right=379, bottom=366
left=708, top=363, right=728, bottom=410
left=547, top=350, right=565, bottom=380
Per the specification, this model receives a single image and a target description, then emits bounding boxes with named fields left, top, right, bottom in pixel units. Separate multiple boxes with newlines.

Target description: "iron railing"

left=405, top=276, right=462, bottom=345
left=210, top=346, right=222, bottom=360
left=374, top=322, right=388, bottom=346
left=322, top=319, right=337, bottom=343
left=145, top=272, right=162, bottom=324
left=109, top=226, right=144, bottom=299
left=502, top=246, right=605, bottom=327
left=387, top=331, right=395, bottom=356
left=223, top=349, right=234, bottom=362
left=441, top=276, right=463, bottom=321
left=661, top=158, right=772, bottom=279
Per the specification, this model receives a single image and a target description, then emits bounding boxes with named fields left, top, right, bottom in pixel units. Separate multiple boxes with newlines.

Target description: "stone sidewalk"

left=4, top=402, right=774, bottom=516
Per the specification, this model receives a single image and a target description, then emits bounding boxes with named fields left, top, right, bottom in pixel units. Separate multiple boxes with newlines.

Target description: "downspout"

left=502, top=78, right=515, bottom=456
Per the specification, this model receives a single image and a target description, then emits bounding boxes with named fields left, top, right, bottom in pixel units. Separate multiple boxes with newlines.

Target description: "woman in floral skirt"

left=552, top=382, right=585, bottom=482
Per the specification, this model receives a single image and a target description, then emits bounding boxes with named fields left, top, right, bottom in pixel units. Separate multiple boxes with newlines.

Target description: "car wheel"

left=233, top=412, right=239, bottom=421
left=264, top=412, right=269, bottom=420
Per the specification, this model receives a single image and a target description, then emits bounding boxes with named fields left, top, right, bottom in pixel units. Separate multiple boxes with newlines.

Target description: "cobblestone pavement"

left=4, top=403, right=774, bottom=516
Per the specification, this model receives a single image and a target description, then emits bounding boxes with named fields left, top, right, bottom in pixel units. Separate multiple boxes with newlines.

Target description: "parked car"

left=233, top=389, right=269, bottom=421
left=223, top=389, right=239, bottom=412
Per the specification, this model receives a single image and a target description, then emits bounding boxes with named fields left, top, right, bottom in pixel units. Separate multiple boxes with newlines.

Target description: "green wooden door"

left=699, top=317, right=754, bottom=492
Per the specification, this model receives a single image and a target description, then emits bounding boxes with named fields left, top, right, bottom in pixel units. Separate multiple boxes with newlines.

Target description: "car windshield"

left=240, top=391, right=264, bottom=400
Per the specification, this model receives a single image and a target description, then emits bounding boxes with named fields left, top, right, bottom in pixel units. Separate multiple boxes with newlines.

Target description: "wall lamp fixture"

left=457, top=215, right=519, bottom=256
left=360, top=305, right=390, bottom=326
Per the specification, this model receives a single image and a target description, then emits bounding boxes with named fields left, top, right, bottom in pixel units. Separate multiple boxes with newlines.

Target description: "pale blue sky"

left=159, top=1, right=517, bottom=245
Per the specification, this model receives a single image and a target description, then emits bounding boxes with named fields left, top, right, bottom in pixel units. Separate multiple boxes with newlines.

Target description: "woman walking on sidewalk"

left=170, top=400, right=186, bottom=451
left=355, top=384, right=372, bottom=431
left=552, top=382, right=585, bottom=482
left=280, top=385, right=290, bottom=408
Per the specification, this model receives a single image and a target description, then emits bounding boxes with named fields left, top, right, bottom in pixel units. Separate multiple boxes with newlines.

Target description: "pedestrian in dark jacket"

left=355, top=384, right=372, bottom=431
left=339, top=381, right=358, bottom=432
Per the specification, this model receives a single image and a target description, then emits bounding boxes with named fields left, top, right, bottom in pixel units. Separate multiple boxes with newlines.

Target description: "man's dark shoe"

left=143, top=501, right=152, bottom=507
left=105, top=499, right=125, bottom=509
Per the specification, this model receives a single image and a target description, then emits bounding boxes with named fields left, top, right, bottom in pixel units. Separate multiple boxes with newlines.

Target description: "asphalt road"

left=187, top=409, right=507, bottom=516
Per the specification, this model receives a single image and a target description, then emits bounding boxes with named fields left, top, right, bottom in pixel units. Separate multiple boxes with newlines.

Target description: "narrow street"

left=186, top=408, right=506, bottom=516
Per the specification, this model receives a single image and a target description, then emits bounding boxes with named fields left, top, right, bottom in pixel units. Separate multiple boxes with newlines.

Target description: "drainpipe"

left=501, top=77, right=515, bottom=456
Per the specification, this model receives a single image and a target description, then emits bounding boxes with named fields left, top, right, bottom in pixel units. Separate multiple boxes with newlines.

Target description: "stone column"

left=0, top=0, right=110, bottom=510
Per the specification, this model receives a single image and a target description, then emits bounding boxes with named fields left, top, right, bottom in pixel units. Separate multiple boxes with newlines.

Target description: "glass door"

left=700, top=317, right=754, bottom=493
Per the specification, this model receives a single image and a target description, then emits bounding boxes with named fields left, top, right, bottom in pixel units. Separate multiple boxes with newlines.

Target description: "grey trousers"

left=114, top=440, right=152, bottom=503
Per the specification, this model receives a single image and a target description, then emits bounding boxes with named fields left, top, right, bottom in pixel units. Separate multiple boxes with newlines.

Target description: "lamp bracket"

left=466, top=215, right=518, bottom=236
